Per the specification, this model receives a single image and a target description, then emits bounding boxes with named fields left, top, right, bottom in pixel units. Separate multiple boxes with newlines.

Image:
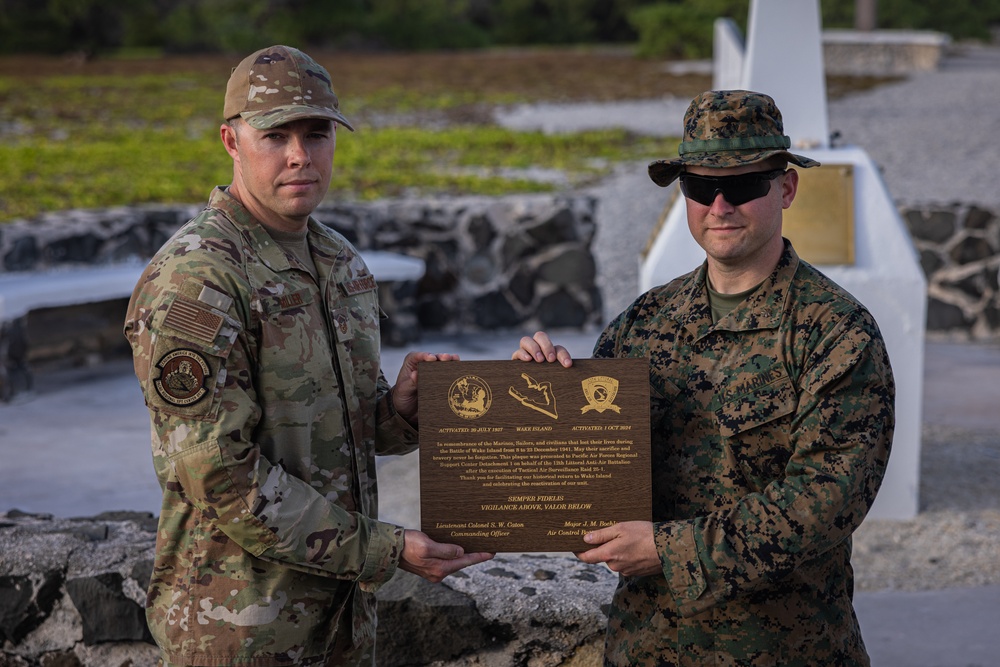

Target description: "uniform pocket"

left=716, top=374, right=797, bottom=490
left=648, top=372, right=681, bottom=424
left=256, top=287, right=332, bottom=403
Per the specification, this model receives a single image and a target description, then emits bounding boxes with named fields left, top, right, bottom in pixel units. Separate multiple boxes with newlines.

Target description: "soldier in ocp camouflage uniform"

left=514, top=90, right=894, bottom=666
left=124, top=45, right=492, bottom=667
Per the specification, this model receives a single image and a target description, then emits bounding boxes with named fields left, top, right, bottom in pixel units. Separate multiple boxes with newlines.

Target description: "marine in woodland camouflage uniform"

left=516, top=90, right=894, bottom=666
left=125, top=45, right=490, bottom=667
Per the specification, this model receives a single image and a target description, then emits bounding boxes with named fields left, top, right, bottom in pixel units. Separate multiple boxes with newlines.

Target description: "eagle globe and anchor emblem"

left=447, top=375, right=493, bottom=419
left=580, top=375, right=621, bottom=414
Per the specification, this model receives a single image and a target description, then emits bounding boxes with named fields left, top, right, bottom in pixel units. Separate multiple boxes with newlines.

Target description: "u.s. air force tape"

left=341, top=274, right=376, bottom=296
left=154, top=349, right=211, bottom=406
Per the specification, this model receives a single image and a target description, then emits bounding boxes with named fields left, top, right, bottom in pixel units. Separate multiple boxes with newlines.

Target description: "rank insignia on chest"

left=332, top=307, right=352, bottom=342
left=153, top=349, right=211, bottom=406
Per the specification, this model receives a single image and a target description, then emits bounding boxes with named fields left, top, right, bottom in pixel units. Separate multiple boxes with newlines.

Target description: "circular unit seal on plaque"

left=447, top=375, right=492, bottom=420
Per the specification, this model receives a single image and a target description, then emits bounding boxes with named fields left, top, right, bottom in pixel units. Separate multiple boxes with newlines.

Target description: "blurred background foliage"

left=0, top=48, right=696, bottom=221
left=1, top=0, right=999, bottom=59
left=1, top=0, right=995, bottom=221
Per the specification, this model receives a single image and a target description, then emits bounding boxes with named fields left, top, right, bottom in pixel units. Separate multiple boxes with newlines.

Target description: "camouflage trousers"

left=158, top=643, right=373, bottom=667
left=157, top=608, right=375, bottom=667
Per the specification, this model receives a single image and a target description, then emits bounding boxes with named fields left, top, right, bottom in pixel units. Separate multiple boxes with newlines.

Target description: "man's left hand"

left=399, top=530, right=493, bottom=583
left=576, top=521, right=662, bottom=577
left=392, top=351, right=460, bottom=425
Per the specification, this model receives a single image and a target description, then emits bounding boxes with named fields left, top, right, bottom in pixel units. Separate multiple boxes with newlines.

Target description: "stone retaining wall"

left=0, top=195, right=602, bottom=338
left=1, top=196, right=998, bottom=346
left=313, top=196, right=602, bottom=336
left=905, top=203, right=1000, bottom=338
left=822, top=29, right=951, bottom=75
left=0, top=195, right=601, bottom=376
left=0, top=512, right=613, bottom=667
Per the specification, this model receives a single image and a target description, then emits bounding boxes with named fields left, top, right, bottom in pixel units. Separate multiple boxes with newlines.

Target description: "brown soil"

left=0, top=47, right=892, bottom=105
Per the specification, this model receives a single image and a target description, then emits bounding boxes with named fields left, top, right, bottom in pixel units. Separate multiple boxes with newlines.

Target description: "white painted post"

left=742, top=0, right=830, bottom=149
left=640, top=0, right=925, bottom=519
left=713, top=18, right=745, bottom=91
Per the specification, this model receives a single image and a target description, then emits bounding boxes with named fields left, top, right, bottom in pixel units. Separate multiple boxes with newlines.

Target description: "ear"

left=220, top=122, right=240, bottom=160
left=780, top=168, right=799, bottom=209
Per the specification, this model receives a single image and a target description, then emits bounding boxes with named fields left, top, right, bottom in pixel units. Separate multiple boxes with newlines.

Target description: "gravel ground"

left=826, top=43, right=1000, bottom=211
left=495, top=44, right=1000, bottom=593
left=497, top=42, right=1000, bottom=324
left=853, top=424, right=1000, bottom=592
left=582, top=162, right=676, bottom=322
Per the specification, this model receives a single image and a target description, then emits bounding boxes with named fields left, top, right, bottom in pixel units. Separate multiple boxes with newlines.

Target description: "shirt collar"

left=681, top=239, right=800, bottom=340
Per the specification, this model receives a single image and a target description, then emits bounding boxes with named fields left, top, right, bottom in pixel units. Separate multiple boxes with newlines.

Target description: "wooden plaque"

left=418, top=358, right=651, bottom=552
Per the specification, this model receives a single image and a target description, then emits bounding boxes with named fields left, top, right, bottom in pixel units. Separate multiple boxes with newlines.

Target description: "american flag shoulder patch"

left=163, top=297, right=224, bottom=343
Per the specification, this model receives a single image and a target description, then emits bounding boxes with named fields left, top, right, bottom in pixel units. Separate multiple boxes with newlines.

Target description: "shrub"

left=628, top=0, right=749, bottom=60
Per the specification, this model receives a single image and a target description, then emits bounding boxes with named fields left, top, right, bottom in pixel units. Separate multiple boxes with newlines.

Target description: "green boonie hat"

left=224, top=45, right=354, bottom=132
left=648, top=90, right=818, bottom=187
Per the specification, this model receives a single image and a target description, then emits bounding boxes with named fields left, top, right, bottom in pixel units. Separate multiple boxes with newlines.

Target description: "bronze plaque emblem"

left=448, top=375, right=493, bottom=420
left=419, top=358, right=652, bottom=552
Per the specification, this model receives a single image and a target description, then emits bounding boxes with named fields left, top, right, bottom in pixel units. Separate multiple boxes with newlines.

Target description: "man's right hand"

left=399, top=530, right=493, bottom=583
left=511, top=331, right=573, bottom=367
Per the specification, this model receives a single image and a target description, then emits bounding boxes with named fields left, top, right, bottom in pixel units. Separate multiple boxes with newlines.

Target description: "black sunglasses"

left=678, top=169, right=787, bottom=206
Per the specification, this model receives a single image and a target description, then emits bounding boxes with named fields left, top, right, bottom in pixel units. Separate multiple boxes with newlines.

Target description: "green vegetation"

left=2, top=0, right=998, bottom=57
left=629, top=0, right=750, bottom=59
left=0, top=51, right=686, bottom=222
left=0, top=0, right=644, bottom=55
left=0, top=123, right=675, bottom=221
left=4, top=132, right=225, bottom=216
left=0, top=0, right=932, bottom=222
left=335, top=126, right=672, bottom=200
left=628, top=0, right=1000, bottom=60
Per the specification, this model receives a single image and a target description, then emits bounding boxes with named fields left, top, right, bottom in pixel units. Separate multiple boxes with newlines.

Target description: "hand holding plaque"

left=418, top=358, right=651, bottom=552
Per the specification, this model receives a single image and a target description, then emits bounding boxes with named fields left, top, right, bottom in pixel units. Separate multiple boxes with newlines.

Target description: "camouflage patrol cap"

left=224, top=45, right=354, bottom=131
left=648, top=90, right=818, bottom=187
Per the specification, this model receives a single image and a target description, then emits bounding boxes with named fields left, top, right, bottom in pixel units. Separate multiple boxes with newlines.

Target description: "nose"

left=710, top=190, right=735, bottom=211
left=287, top=135, right=311, bottom=168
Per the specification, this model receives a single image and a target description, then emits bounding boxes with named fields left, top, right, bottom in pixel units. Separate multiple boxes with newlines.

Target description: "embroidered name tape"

left=720, top=367, right=786, bottom=405
left=279, top=292, right=304, bottom=309
left=341, top=275, right=377, bottom=296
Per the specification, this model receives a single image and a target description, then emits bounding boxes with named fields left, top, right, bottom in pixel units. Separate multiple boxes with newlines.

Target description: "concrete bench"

left=0, top=251, right=425, bottom=401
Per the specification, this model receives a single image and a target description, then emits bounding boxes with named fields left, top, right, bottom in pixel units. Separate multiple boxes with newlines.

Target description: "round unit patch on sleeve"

left=154, top=349, right=211, bottom=406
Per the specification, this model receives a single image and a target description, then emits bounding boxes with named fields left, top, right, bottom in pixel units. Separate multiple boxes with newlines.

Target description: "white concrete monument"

left=713, top=18, right=745, bottom=91
left=640, top=0, right=926, bottom=520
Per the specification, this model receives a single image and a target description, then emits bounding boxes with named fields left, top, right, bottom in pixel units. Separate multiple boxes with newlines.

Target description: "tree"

left=855, top=0, right=877, bottom=30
